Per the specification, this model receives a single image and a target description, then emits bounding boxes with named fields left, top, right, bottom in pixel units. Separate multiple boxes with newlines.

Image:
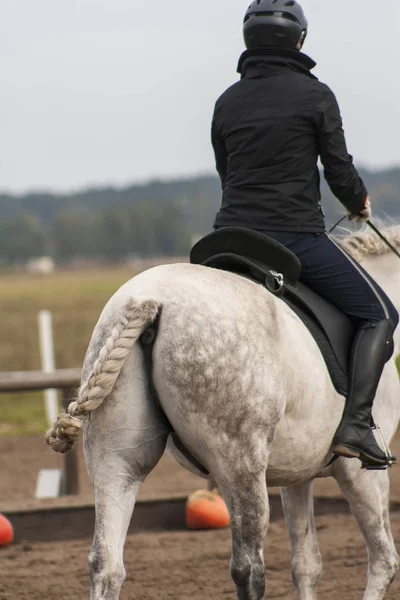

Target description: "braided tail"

left=45, top=299, right=160, bottom=454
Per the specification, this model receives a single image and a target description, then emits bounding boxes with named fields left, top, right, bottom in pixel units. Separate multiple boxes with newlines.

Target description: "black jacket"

left=212, top=48, right=368, bottom=232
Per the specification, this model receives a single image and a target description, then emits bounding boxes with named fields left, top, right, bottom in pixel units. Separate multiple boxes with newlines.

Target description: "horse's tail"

left=45, top=298, right=160, bottom=454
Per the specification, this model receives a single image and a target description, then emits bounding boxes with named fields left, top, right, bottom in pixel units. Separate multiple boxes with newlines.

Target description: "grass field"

left=1, top=266, right=399, bottom=436
left=0, top=267, right=139, bottom=435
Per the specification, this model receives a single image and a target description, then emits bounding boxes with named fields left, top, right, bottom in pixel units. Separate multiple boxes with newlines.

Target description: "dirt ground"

left=0, top=513, right=399, bottom=599
left=1, top=432, right=400, bottom=599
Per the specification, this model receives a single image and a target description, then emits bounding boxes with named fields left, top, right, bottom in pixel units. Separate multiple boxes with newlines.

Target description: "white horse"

left=46, top=226, right=400, bottom=600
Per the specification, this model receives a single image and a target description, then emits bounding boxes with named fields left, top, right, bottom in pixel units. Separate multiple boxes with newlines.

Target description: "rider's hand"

left=347, top=197, right=372, bottom=223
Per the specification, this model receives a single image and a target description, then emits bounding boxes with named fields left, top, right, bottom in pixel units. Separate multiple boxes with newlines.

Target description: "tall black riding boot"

left=332, top=319, right=395, bottom=467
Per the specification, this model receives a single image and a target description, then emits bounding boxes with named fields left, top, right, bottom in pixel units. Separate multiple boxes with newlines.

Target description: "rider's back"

left=213, top=50, right=366, bottom=233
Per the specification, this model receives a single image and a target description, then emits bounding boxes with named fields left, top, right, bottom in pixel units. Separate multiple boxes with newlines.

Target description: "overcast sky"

left=1, top=0, right=399, bottom=193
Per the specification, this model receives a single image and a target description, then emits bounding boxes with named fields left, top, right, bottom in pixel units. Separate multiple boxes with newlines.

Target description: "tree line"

left=0, top=169, right=399, bottom=264
left=0, top=200, right=193, bottom=264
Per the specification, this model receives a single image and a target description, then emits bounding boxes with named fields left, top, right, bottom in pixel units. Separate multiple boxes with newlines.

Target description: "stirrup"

left=361, top=455, right=397, bottom=471
left=332, top=421, right=397, bottom=471
left=361, top=422, right=397, bottom=471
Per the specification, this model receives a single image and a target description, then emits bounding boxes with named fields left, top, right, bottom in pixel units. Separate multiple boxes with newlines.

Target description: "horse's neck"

left=362, top=254, right=400, bottom=305
left=362, top=253, right=400, bottom=353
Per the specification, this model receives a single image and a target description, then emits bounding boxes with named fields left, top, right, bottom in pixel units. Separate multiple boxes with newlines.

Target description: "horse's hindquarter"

left=137, top=264, right=345, bottom=486
left=152, top=265, right=284, bottom=475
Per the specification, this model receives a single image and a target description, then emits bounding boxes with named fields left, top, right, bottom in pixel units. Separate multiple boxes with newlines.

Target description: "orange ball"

left=186, top=490, right=231, bottom=530
left=0, top=514, right=14, bottom=546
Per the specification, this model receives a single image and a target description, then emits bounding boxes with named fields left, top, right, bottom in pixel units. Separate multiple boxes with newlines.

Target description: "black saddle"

left=191, top=227, right=355, bottom=396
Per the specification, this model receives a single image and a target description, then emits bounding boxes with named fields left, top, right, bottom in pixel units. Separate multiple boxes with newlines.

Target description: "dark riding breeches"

left=260, top=231, right=399, bottom=331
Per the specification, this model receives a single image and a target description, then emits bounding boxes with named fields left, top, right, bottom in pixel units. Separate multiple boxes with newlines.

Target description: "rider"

left=211, top=0, right=399, bottom=467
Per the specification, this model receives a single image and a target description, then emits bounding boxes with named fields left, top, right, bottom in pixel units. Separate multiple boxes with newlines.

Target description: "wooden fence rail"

left=0, top=368, right=81, bottom=392
left=0, top=369, right=82, bottom=496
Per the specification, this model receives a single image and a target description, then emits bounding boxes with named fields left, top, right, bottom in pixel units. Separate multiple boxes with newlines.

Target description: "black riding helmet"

left=243, top=0, right=308, bottom=50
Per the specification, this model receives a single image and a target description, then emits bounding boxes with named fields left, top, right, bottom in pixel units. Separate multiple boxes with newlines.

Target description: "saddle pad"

left=283, top=282, right=352, bottom=396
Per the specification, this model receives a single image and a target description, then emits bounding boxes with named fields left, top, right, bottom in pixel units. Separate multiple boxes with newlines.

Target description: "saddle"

left=190, top=227, right=355, bottom=397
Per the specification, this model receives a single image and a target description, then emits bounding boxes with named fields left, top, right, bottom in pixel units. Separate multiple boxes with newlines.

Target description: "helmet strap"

left=297, top=30, right=307, bottom=50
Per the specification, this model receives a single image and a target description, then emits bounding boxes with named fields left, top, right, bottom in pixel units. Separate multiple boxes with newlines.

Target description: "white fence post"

left=38, top=310, right=59, bottom=425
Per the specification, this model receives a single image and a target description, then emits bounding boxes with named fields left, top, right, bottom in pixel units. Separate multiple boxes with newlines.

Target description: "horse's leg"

left=84, top=348, right=168, bottom=600
left=208, top=476, right=217, bottom=491
left=334, top=460, right=399, bottom=600
left=89, top=477, right=142, bottom=600
left=217, top=469, right=269, bottom=600
left=280, top=482, right=322, bottom=600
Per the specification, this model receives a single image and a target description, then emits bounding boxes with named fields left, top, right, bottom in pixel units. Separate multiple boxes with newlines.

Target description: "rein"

left=328, top=216, right=347, bottom=234
left=366, top=221, right=400, bottom=260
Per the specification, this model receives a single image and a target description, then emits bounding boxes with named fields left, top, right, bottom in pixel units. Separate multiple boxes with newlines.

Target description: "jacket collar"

left=237, top=48, right=317, bottom=80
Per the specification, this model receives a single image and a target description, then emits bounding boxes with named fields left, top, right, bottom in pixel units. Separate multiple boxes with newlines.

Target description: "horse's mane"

left=337, top=224, right=400, bottom=262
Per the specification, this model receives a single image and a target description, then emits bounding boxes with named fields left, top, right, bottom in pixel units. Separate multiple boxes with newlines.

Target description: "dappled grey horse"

left=46, top=226, right=400, bottom=600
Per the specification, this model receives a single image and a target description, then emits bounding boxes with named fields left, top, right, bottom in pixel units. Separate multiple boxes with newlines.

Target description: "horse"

left=46, top=225, right=400, bottom=600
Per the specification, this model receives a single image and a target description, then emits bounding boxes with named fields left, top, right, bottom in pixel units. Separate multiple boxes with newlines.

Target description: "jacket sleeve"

left=211, top=106, right=227, bottom=191
left=316, top=85, right=368, bottom=215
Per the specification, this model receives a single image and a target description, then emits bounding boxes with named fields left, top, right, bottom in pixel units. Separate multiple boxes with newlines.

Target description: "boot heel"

left=332, top=444, right=360, bottom=459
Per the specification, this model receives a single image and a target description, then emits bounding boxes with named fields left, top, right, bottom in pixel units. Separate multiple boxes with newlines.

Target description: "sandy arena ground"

left=1, top=432, right=400, bottom=599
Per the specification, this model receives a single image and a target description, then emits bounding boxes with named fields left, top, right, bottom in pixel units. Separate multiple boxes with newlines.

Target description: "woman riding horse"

left=211, top=0, right=399, bottom=467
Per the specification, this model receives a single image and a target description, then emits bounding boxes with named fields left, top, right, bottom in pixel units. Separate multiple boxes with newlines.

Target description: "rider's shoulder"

left=312, top=81, right=341, bottom=106
left=213, top=81, right=243, bottom=110
left=298, top=75, right=339, bottom=106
